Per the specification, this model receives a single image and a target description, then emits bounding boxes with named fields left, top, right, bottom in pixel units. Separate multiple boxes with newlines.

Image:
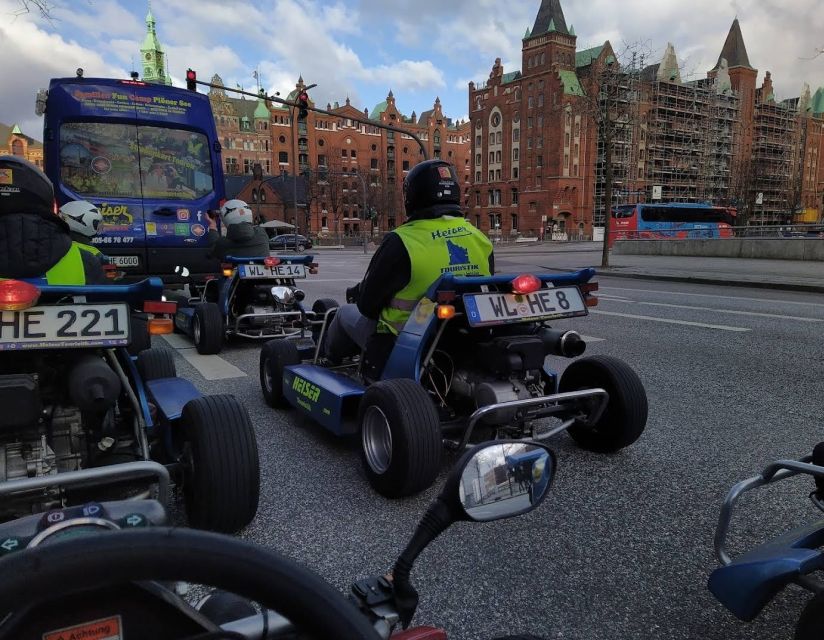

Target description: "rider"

left=58, top=199, right=105, bottom=259
left=0, top=155, right=105, bottom=285
left=206, top=198, right=270, bottom=260
left=323, top=159, right=494, bottom=370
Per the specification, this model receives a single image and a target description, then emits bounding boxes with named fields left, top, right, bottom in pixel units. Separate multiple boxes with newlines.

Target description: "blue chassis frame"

left=174, top=254, right=316, bottom=341
left=709, top=456, right=824, bottom=622
left=279, top=268, right=597, bottom=436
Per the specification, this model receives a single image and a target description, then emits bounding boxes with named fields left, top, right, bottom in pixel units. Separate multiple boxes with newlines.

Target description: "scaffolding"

left=749, top=100, right=799, bottom=224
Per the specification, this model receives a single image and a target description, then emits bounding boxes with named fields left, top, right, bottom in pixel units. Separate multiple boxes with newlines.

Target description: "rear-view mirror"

left=458, top=441, right=555, bottom=522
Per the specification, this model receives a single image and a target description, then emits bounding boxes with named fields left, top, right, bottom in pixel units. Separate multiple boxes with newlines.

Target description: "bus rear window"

left=59, top=122, right=213, bottom=201
left=640, top=206, right=729, bottom=224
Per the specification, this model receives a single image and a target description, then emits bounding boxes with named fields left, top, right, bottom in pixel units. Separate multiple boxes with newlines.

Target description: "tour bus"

left=37, top=74, right=225, bottom=284
left=609, top=202, right=736, bottom=247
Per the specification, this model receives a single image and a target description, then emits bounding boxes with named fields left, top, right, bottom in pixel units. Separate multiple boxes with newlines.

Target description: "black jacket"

left=0, top=213, right=105, bottom=284
left=207, top=223, right=270, bottom=260
left=351, top=213, right=495, bottom=320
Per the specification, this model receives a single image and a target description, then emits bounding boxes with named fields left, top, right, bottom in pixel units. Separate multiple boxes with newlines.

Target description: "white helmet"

left=59, top=200, right=102, bottom=238
left=220, top=199, right=253, bottom=226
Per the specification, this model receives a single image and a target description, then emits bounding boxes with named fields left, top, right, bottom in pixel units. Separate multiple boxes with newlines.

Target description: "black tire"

left=358, top=379, right=442, bottom=498
left=312, top=298, right=340, bottom=315
left=197, top=590, right=257, bottom=625
left=558, top=355, right=648, bottom=452
left=260, top=340, right=301, bottom=408
left=193, top=303, right=224, bottom=355
left=795, top=593, right=824, bottom=639
left=180, top=394, right=260, bottom=533
left=136, top=347, right=177, bottom=381
left=297, top=244, right=305, bottom=252
left=127, top=313, right=152, bottom=356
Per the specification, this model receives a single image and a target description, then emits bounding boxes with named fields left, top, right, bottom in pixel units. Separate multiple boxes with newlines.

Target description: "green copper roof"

left=813, top=87, right=824, bottom=115
left=576, top=45, right=603, bottom=68
left=547, top=18, right=556, bottom=32
left=370, top=100, right=388, bottom=120
left=254, top=99, right=269, bottom=119
left=569, top=24, right=575, bottom=36
left=524, top=27, right=531, bottom=39
left=10, top=124, right=22, bottom=135
left=501, top=71, right=522, bottom=85
left=559, top=70, right=585, bottom=96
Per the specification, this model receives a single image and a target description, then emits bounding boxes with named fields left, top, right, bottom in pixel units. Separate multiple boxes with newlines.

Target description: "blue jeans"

left=322, top=304, right=376, bottom=360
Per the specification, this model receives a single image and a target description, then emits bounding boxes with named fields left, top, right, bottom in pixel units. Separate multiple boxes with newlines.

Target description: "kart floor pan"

left=282, top=364, right=365, bottom=435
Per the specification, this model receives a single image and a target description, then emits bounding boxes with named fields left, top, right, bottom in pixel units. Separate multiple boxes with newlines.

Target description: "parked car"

left=269, top=233, right=313, bottom=251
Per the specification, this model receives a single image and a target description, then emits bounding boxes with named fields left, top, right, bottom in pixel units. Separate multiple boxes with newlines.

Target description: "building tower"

left=140, top=2, right=172, bottom=85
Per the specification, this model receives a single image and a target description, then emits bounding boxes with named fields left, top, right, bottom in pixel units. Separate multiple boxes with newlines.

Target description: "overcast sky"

left=1, top=0, right=822, bottom=140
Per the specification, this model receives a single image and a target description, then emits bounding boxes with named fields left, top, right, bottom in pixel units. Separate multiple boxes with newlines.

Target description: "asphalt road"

left=161, top=249, right=824, bottom=640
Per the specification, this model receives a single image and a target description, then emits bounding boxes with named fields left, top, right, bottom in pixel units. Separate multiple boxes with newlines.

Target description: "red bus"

left=609, top=203, right=736, bottom=247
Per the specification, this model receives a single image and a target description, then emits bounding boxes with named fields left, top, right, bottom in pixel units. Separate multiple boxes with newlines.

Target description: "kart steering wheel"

left=0, top=528, right=380, bottom=640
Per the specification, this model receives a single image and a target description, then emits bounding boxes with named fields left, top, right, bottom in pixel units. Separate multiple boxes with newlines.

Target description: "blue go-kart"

left=0, top=277, right=260, bottom=534
left=260, top=268, right=648, bottom=498
left=709, top=443, right=824, bottom=638
left=174, top=255, right=319, bottom=355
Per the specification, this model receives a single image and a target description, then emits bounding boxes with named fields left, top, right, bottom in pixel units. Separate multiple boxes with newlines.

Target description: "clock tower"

left=140, top=2, right=172, bottom=85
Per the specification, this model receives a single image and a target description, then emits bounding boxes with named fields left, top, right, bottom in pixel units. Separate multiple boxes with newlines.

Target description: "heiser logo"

left=431, top=226, right=470, bottom=240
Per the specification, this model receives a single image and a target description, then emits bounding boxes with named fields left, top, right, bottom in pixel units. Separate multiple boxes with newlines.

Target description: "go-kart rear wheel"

left=193, top=302, right=224, bottom=355
left=127, top=313, right=152, bottom=355
left=260, top=340, right=301, bottom=408
left=358, top=379, right=442, bottom=498
left=795, top=593, right=824, bottom=639
left=558, top=355, right=647, bottom=453
left=136, top=347, right=176, bottom=381
left=180, top=394, right=260, bottom=533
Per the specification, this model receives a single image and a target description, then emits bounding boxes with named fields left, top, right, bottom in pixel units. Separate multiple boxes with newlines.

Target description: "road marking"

left=603, top=286, right=824, bottom=308
left=307, top=278, right=359, bottom=283
left=590, top=310, right=751, bottom=332
left=160, top=335, right=247, bottom=380
left=598, top=298, right=824, bottom=323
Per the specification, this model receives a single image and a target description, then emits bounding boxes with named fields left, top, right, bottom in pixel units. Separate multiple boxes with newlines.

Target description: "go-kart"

left=0, top=440, right=555, bottom=640
left=173, top=254, right=319, bottom=355
left=0, top=277, right=260, bottom=534
left=709, top=442, right=824, bottom=639
left=260, top=268, right=648, bottom=498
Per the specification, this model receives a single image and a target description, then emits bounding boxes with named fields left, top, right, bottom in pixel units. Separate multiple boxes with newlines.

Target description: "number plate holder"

left=0, top=303, right=131, bottom=351
left=238, top=264, right=307, bottom=279
left=463, top=286, right=587, bottom=327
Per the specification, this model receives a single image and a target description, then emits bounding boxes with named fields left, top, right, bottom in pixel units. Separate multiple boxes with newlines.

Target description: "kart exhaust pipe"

left=538, top=329, right=586, bottom=358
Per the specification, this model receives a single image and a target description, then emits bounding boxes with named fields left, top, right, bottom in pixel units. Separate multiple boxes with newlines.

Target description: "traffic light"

left=297, top=91, right=309, bottom=121
left=186, top=69, right=197, bottom=92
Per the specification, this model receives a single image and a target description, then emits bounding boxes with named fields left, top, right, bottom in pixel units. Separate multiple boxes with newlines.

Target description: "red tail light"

left=309, top=262, right=319, bottom=275
left=264, top=257, right=281, bottom=267
left=580, top=281, right=599, bottom=307
left=144, top=300, right=177, bottom=314
left=511, top=274, right=542, bottom=295
left=0, top=280, right=41, bottom=311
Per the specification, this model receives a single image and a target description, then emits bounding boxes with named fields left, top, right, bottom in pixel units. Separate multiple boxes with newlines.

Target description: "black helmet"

left=0, top=155, right=55, bottom=217
left=403, top=159, right=461, bottom=219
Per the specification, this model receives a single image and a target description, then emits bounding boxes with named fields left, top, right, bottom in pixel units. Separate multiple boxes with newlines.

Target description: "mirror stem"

left=391, top=498, right=454, bottom=628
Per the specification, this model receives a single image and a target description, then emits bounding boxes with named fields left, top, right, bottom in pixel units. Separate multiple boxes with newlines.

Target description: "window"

left=535, top=174, right=541, bottom=187
left=564, top=153, right=569, bottom=167
left=512, top=167, right=519, bottom=179
left=489, top=133, right=495, bottom=145
left=279, top=135, right=286, bottom=143
left=528, top=117, right=533, bottom=129
left=495, top=169, right=501, bottom=180
left=528, top=96, right=533, bottom=109
left=537, top=137, right=542, bottom=148
left=511, top=213, right=518, bottom=230
left=476, top=153, right=482, bottom=165
left=565, top=133, right=570, bottom=146
left=341, top=149, right=348, bottom=157
left=475, top=214, right=481, bottom=228
left=575, top=121, right=580, bottom=136
left=371, top=158, right=378, bottom=169
left=251, top=188, right=258, bottom=202
left=527, top=137, right=532, bottom=149
left=513, top=148, right=519, bottom=161
left=317, top=154, right=326, bottom=166
left=496, top=131, right=502, bottom=144
left=537, top=115, right=543, bottom=127
left=511, top=188, right=519, bottom=204
left=350, top=149, right=357, bottom=158
left=321, top=216, right=328, bottom=228
left=488, top=170, right=494, bottom=181
left=537, top=155, right=543, bottom=167
left=476, top=135, right=482, bottom=146
left=540, top=52, right=545, bottom=65
left=574, top=143, right=579, bottom=157
left=475, top=191, right=481, bottom=205
left=489, top=152, right=494, bottom=164
left=402, top=160, right=410, bottom=171
left=513, top=128, right=520, bottom=142
left=495, top=150, right=501, bottom=163
left=488, top=190, right=494, bottom=205
left=538, top=94, right=544, bottom=107
left=476, top=171, right=481, bottom=182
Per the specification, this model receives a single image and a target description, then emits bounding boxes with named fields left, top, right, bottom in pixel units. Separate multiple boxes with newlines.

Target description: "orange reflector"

left=144, top=300, right=177, bottom=314
left=511, top=274, right=542, bottom=294
left=0, top=280, right=41, bottom=311
left=309, top=267, right=318, bottom=275
left=436, top=304, right=456, bottom=320
left=222, top=268, right=233, bottom=277
left=264, top=256, right=281, bottom=267
left=579, top=282, right=599, bottom=293
left=586, top=297, right=598, bottom=308
left=148, top=318, right=174, bottom=335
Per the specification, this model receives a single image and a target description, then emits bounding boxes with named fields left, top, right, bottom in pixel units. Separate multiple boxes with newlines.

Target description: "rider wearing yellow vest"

left=322, top=159, right=494, bottom=366
left=0, top=156, right=106, bottom=285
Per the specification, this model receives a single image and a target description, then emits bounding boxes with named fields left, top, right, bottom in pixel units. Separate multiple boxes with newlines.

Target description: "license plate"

left=238, top=264, right=307, bottom=279
left=110, top=255, right=140, bottom=268
left=0, top=303, right=131, bottom=351
left=463, top=286, right=587, bottom=327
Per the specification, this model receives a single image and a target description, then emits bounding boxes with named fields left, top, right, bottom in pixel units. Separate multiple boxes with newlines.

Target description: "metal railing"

left=613, top=224, right=824, bottom=241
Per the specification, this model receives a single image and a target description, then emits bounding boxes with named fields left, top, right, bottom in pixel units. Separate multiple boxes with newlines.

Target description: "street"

left=162, top=248, right=824, bottom=640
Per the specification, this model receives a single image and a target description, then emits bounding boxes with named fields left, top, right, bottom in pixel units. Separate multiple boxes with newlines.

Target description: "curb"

left=540, top=267, right=824, bottom=294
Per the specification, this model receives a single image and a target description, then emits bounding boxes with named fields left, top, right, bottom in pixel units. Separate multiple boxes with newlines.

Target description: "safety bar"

left=0, top=461, right=171, bottom=505
left=223, top=255, right=315, bottom=265
left=22, top=277, right=164, bottom=306
left=714, top=456, right=824, bottom=566
left=457, top=389, right=609, bottom=451
left=232, top=310, right=307, bottom=339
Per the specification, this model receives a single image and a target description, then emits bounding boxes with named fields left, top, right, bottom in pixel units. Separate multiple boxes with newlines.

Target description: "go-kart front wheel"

left=358, top=379, right=442, bottom=498
left=180, top=394, right=260, bottom=533
left=260, top=340, right=301, bottom=408
left=558, top=355, right=648, bottom=453
left=796, top=592, right=824, bottom=640
left=193, top=302, right=224, bottom=355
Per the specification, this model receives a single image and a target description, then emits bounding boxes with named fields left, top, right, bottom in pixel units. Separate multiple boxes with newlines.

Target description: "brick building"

left=0, top=123, right=44, bottom=168
left=471, top=0, right=824, bottom=234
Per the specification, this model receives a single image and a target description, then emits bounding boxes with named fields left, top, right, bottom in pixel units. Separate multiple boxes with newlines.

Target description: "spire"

left=531, top=0, right=569, bottom=36
left=524, top=27, right=531, bottom=39
left=657, top=42, right=682, bottom=83
left=146, top=0, right=154, bottom=27
left=714, top=18, right=753, bottom=70
left=569, top=24, right=575, bottom=36
left=140, top=1, right=171, bottom=85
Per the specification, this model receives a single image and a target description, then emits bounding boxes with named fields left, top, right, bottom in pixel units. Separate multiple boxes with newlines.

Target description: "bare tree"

left=577, top=41, right=650, bottom=267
